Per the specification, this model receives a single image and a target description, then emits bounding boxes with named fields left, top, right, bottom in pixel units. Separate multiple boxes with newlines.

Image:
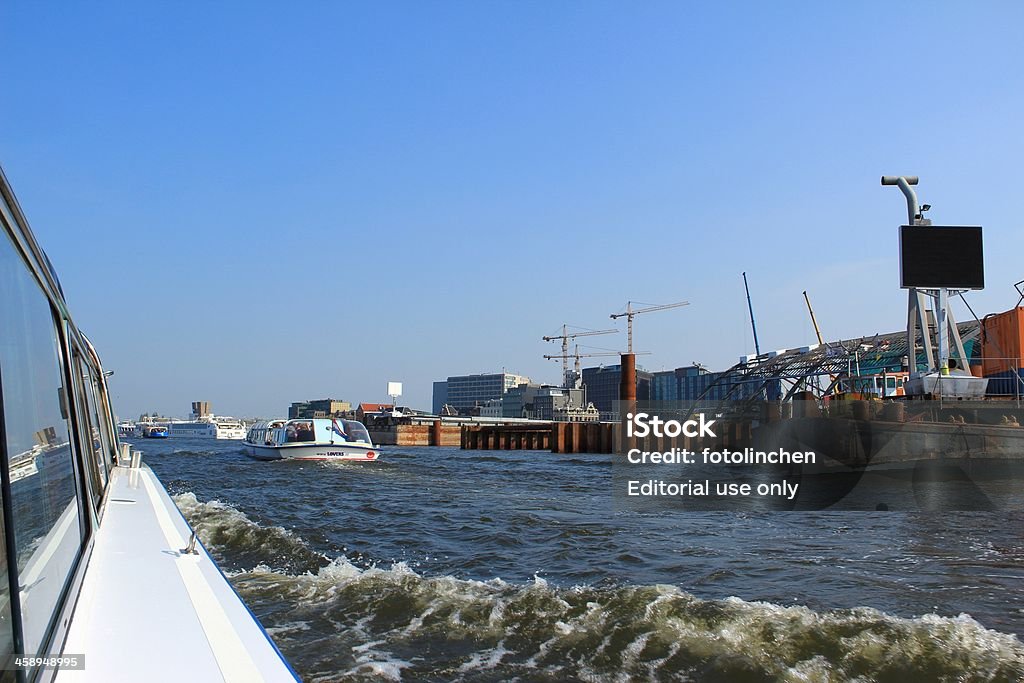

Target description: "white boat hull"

left=243, top=442, right=379, bottom=461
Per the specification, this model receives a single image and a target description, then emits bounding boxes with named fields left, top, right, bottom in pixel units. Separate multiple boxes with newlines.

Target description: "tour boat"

left=0, top=166, right=298, bottom=681
left=135, top=410, right=247, bottom=439
left=166, top=414, right=247, bottom=439
left=243, top=418, right=380, bottom=461
left=141, top=424, right=169, bottom=438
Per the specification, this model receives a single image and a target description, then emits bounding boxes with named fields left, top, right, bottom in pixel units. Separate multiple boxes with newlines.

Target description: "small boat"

left=141, top=425, right=168, bottom=438
left=243, top=418, right=380, bottom=461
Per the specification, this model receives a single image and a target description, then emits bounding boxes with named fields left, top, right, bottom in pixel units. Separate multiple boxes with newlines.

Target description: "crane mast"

left=543, top=345, right=651, bottom=387
left=542, top=325, right=617, bottom=388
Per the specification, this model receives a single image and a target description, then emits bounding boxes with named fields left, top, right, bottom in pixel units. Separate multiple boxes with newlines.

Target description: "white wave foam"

left=174, top=492, right=1024, bottom=681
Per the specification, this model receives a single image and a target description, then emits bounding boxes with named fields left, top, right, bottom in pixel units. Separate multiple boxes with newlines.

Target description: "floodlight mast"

left=881, top=175, right=920, bottom=223
left=882, top=175, right=963, bottom=376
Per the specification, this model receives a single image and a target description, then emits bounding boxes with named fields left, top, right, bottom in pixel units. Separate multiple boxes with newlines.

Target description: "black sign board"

left=899, top=225, right=984, bottom=289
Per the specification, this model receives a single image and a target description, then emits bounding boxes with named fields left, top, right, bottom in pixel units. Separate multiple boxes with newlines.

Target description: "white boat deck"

left=55, top=463, right=298, bottom=682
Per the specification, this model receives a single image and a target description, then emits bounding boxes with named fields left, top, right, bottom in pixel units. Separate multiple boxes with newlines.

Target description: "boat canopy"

left=338, top=419, right=372, bottom=444
left=279, top=418, right=372, bottom=445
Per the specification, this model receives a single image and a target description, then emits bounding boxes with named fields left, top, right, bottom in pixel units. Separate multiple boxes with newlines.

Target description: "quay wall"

left=370, top=421, right=461, bottom=447
left=460, top=421, right=755, bottom=454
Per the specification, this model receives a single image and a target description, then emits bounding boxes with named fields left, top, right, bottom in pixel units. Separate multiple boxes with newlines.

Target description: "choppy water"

left=132, top=438, right=1024, bottom=682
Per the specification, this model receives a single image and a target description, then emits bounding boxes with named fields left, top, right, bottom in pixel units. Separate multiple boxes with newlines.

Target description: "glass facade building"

left=580, top=364, right=652, bottom=419
left=432, top=372, right=531, bottom=414
left=652, top=365, right=768, bottom=403
left=431, top=381, right=449, bottom=415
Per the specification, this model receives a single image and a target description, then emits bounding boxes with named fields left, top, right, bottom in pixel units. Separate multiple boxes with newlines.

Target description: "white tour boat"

left=1, top=166, right=299, bottom=681
left=133, top=414, right=247, bottom=439
left=166, top=414, right=247, bottom=440
left=243, top=418, right=380, bottom=461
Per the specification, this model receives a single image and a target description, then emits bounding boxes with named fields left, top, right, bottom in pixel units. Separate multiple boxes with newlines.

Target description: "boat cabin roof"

left=250, top=418, right=372, bottom=444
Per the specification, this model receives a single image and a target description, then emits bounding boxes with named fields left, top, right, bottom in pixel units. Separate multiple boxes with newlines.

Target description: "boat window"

left=342, top=421, right=372, bottom=443
left=0, top=232, right=85, bottom=661
left=92, top=371, right=120, bottom=463
left=286, top=421, right=315, bottom=442
left=71, top=354, right=106, bottom=503
left=886, top=377, right=897, bottom=389
left=78, top=356, right=113, bottom=490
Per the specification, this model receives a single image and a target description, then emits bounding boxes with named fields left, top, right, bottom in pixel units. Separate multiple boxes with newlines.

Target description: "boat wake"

left=174, top=493, right=1024, bottom=682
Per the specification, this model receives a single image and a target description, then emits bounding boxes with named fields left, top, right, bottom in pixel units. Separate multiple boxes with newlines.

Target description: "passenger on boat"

left=296, top=422, right=315, bottom=442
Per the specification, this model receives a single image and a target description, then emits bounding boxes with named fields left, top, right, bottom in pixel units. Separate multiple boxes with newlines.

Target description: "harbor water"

left=135, top=438, right=1024, bottom=682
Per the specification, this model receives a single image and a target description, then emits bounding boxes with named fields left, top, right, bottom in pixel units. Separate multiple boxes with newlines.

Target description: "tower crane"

left=610, top=300, right=689, bottom=353
left=543, top=345, right=650, bottom=388
left=542, top=325, right=617, bottom=387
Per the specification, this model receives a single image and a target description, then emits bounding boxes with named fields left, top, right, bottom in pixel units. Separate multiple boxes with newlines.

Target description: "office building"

left=581, top=364, right=651, bottom=419
left=432, top=381, right=449, bottom=415
left=432, top=372, right=531, bottom=415
left=652, top=365, right=773, bottom=403
left=288, top=398, right=352, bottom=419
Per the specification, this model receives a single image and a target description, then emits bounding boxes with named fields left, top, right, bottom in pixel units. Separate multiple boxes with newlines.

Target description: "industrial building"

left=288, top=398, right=352, bottom=419
left=432, top=372, right=532, bottom=415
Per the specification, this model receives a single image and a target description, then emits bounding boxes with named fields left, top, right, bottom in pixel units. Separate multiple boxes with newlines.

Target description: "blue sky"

left=4, top=2, right=1024, bottom=418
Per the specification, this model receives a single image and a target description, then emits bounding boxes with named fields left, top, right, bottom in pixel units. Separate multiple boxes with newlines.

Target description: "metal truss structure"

left=692, top=321, right=982, bottom=414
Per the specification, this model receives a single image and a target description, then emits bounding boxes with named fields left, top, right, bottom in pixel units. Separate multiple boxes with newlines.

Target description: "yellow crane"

left=803, top=290, right=824, bottom=346
left=803, top=290, right=837, bottom=395
left=610, top=300, right=689, bottom=353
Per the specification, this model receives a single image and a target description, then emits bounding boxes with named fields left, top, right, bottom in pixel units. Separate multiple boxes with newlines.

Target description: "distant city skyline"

left=5, top=2, right=1024, bottom=419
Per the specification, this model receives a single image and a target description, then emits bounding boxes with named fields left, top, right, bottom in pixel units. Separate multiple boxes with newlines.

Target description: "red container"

left=982, top=307, right=1024, bottom=376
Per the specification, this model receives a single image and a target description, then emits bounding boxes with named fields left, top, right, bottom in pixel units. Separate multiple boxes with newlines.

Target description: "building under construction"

left=683, top=319, right=989, bottom=417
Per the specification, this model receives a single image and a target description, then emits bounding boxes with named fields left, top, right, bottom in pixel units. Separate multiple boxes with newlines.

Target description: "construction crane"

left=542, top=325, right=617, bottom=387
left=610, top=300, right=689, bottom=353
left=803, top=290, right=836, bottom=395
left=543, top=345, right=651, bottom=388
left=802, top=290, right=824, bottom=346
left=743, top=273, right=761, bottom=357
left=544, top=346, right=620, bottom=388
